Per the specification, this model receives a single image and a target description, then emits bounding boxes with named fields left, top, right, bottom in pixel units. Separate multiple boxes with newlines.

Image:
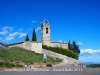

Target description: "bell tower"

left=41, top=19, right=51, bottom=45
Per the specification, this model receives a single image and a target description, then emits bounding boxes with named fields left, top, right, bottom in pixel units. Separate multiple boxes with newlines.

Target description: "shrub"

left=42, top=44, right=78, bottom=59
left=0, top=62, right=15, bottom=68
left=15, top=64, right=23, bottom=67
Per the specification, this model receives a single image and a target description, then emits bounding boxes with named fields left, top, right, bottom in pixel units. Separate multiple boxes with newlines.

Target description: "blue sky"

left=0, top=0, right=100, bottom=63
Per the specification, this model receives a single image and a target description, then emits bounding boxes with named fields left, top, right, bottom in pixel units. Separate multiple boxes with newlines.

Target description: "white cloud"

left=59, top=40, right=63, bottom=42
left=5, top=36, right=14, bottom=41
left=32, top=20, right=37, bottom=23
left=0, top=26, right=13, bottom=35
left=9, top=32, right=27, bottom=38
left=2, top=26, right=13, bottom=31
left=9, top=32, right=20, bottom=37
left=35, top=27, right=41, bottom=32
left=19, top=33, right=27, bottom=38
left=80, top=49, right=100, bottom=54
left=78, top=42, right=83, bottom=45
left=0, top=31, right=7, bottom=35
left=59, top=40, right=64, bottom=43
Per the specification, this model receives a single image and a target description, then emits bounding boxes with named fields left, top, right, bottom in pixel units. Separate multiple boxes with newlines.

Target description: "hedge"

left=42, top=44, right=78, bottom=59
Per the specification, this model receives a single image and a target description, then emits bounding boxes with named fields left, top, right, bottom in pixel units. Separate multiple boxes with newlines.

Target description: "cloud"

left=0, top=31, right=7, bottom=35
left=78, top=42, right=83, bottom=45
left=5, top=36, right=14, bottom=41
left=9, top=32, right=27, bottom=38
left=2, top=26, right=13, bottom=31
left=32, top=20, right=37, bottom=23
left=19, top=33, right=27, bottom=38
left=9, top=32, right=20, bottom=37
left=80, top=49, right=100, bottom=54
left=59, top=40, right=65, bottom=43
left=59, top=40, right=63, bottom=42
left=35, top=27, right=41, bottom=32
left=79, top=49, right=100, bottom=63
left=0, top=26, right=13, bottom=35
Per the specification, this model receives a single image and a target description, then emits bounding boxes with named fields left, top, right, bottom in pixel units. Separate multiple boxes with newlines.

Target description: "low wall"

left=23, top=41, right=31, bottom=50
left=31, top=42, right=42, bottom=54
left=8, top=42, right=24, bottom=48
left=50, top=42, right=68, bottom=49
left=7, top=41, right=42, bottom=54
left=0, top=43, right=7, bottom=49
left=42, top=49, right=79, bottom=64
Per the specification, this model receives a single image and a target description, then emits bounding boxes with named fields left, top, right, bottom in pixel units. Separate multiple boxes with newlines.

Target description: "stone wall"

left=31, top=42, right=42, bottom=54
left=42, top=49, right=79, bottom=64
left=7, top=41, right=42, bottom=54
left=50, top=42, right=68, bottom=49
left=8, top=42, right=24, bottom=48
left=23, top=41, right=31, bottom=50
left=0, top=43, right=7, bottom=49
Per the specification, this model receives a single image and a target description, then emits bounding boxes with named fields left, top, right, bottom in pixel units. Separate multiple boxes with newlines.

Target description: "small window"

left=46, top=28, right=48, bottom=34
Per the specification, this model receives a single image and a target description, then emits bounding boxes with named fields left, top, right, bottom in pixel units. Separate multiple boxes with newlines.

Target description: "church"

left=7, top=19, right=68, bottom=54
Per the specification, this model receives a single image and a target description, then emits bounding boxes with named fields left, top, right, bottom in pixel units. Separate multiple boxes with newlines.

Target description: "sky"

left=0, top=0, right=100, bottom=63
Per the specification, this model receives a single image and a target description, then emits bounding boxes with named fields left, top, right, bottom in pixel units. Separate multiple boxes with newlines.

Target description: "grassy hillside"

left=0, top=47, right=61, bottom=66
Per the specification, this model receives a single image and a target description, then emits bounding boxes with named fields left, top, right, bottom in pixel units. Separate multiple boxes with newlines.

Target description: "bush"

left=0, top=62, right=15, bottom=68
left=42, top=44, right=78, bottom=59
left=15, top=64, right=23, bottom=67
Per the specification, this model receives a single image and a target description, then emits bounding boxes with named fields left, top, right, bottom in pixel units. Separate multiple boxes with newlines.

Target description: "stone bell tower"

left=41, top=19, right=51, bottom=45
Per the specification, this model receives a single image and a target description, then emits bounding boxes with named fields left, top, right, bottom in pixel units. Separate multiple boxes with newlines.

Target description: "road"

left=0, top=64, right=100, bottom=75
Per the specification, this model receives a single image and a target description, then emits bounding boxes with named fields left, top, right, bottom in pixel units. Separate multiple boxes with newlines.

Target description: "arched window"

left=46, top=28, right=48, bottom=34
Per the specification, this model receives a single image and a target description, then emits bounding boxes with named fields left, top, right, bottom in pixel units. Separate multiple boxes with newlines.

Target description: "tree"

left=72, top=41, right=80, bottom=54
left=68, top=40, right=80, bottom=55
left=68, top=40, right=71, bottom=50
left=32, top=28, right=37, bottom=41
left=25, top=34, right=29, bottom=41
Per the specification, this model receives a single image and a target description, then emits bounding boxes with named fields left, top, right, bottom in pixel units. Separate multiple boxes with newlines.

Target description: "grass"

left=0, top=47, right=62, bottom=67
left=0, top=62, right=23, bottom=68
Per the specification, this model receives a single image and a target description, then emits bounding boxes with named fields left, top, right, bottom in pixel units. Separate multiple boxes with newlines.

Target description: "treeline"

left=68, top=40, right=80, bottom=55
left=42, top=44, right=78, bottom=59
left=87, top=64, right=100, bottom=68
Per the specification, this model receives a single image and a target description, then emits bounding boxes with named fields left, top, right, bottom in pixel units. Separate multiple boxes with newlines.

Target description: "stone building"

left=6, top=19, right=68, bottom=54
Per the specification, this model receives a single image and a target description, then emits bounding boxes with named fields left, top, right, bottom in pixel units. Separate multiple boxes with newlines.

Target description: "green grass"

left=0, top=47, right=61, bottom=66
left=0, top=62, right=23, bottom=68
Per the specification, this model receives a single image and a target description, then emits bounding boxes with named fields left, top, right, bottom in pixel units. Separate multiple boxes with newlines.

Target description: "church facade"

left=7, top=19, right=68, bottom=54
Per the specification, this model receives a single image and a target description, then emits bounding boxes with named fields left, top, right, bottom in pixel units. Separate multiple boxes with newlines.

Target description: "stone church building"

left=7, top=19, right=68, bottom=54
